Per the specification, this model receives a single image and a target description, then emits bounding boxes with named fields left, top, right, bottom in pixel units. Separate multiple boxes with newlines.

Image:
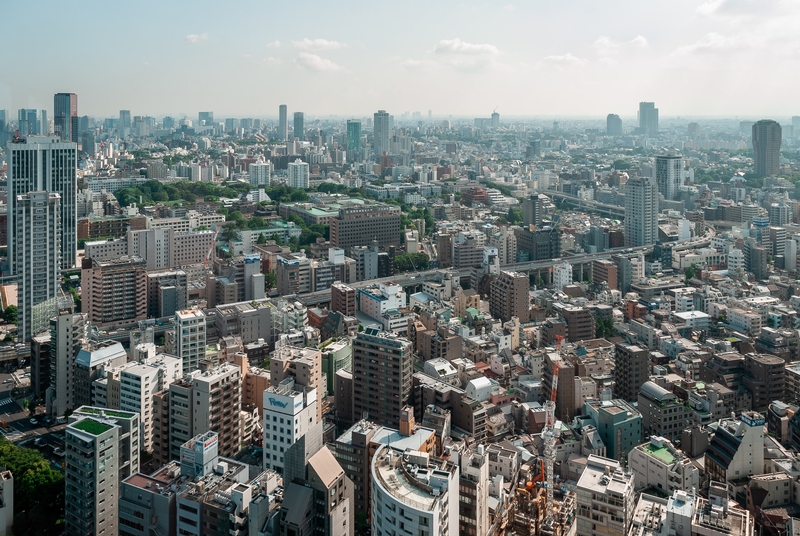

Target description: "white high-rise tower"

left=373, top=110, right=390, bottom=155
left=624, top=176, right=658, bottom=247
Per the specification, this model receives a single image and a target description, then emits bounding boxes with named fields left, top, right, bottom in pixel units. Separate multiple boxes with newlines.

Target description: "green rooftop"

left=80, top=408, right=135, bottom=419
left=643, top=443, right=675, bottom=464
left=72, top=418, right=112, bottom=436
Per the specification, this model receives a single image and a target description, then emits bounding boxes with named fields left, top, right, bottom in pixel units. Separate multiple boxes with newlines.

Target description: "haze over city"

left=2, top=0, right=799, bottom=117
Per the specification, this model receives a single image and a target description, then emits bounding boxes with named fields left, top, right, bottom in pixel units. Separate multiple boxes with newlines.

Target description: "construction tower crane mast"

left=542, top=335, right=564, bottom=520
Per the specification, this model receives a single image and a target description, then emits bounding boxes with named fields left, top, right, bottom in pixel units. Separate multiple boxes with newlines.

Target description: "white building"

left=624, top=176, right=659, bottom=247
left=288, top=158, right=310, bottom=189
left=371, top=446, right=459, bottom=536
left=358, top=283, right=407, bottom=321
left=575, top=455, right=635, bottom=536
left=0, top=471, right=12, bottom=536
left=262, top=377, right=317, bottom=475
left=705, top=411, right=765, bottom=485
left=553, top=261, right=572, bottom=291
left=46, top=312, right=87, bottom=418
left=674, top=310, right=711, bottom=330
left=174, top=309, right=206, bottom=372
left=249, top=160, right=272, bottom=187
left=628, top=436, right=700, bottom=496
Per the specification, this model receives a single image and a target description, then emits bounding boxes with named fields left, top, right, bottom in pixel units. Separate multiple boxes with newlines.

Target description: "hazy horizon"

left=2, top=0, right=798, bottom=119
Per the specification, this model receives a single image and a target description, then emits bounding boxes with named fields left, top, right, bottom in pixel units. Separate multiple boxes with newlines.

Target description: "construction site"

left=507, top=336, right=577, bottom=536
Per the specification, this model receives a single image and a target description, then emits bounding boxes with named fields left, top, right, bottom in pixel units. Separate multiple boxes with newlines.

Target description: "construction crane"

left=542, top=335, right=563, bottom=520
left=204, top=226, right=222, bottom=268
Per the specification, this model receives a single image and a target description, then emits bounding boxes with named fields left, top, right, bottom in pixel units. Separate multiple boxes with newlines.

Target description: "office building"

left=287, top=158, right=309, bottom=189
left=655, top=154, right=682, bottom=201
left=74, top=341, right=128, bottom=408
left=624, top=175, right=658, bottom=247
left=638, top=101, right=658, bottom=135
left=293, top=111, right=304, bottom=141
left=371, top=445, right=459, bottom=536
left=490, top=271, right=529, bottom=323
left=752, top=119, right=782, bottom=177
left=553, top=261, right=572, bottom=291
left=638, top=381, right=693, bottom=442
left=7, top=135, right=77, bottom=271
left=174, top=309, right=206, bottom=372
left=374, top=109, right=390, bottom=155
left=53, top=93, right=78, bottom=142
left=614, top=343, right=650, bottom=402
left=346, top=119, right=362, bottom=162
left=278, top=104, right=287, bottom=140
left=607, top=113, right=622, bottom=135
left=119, top=110, right=131, bottom=129
left=168, top=363, right=241, bottom=460
left=331, top=282, right=356, bottom=317
left=330, top=203, right=402, bottom=250
left=198, top=111, right=213, bottom=125
left=270, top=344, right=323, bottom=422
left=582, top=398, right=642, bottom=462
left=352, top=328, right=413, bottom=426
left=576, top=455, right=635, bottom=536
left=65, top=411, right=140, bottom=536
left=522, top=193, right=547, bottom=227
left=705, top=411, right=765, bottom=484
left=14, top=191, right=61, bottom=340
left=262, top=378, right=317, bottom=475
left=628, top=436, right=700, bottom=495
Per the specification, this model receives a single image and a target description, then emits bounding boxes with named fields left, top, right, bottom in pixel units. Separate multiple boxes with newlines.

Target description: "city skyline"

left=2, top=0, right=799, bottom=117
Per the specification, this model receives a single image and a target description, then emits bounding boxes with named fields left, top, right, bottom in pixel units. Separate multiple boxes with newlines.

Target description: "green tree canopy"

left=2, top=305, right=17, bottom=324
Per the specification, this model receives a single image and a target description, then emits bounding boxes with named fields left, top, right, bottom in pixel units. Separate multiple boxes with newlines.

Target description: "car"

left=52, top=447, right=64, bottom=457
left=34, top=437, right=46, bottom=447
left=29, top=419, right=38, bottom=426
left=2, top=379, right=11, bottom=384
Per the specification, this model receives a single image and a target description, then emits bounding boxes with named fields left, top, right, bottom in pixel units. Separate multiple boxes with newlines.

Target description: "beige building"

left=81, top=255, right=147, bottom=328
left=490, top=271, right=529, bottom=322
left=270, top=345, right=323, bottom=422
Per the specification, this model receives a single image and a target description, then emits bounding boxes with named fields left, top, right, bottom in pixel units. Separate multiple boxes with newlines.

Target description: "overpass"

left=546, top=191, right=627, bottom=219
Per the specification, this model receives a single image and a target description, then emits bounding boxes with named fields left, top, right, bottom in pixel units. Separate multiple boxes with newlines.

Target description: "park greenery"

left=394, top=253, right=430, bottom=272
left=0, top=438, right=65, bottom=535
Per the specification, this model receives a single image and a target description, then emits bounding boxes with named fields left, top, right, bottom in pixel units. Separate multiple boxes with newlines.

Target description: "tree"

left=684, top=263, right=697, bottom=282
left=507, top=207, right=523, bottom=225
left=271, top=233, right=284, bottom=246
left=247, top=216, right=266, bottom=230
left=2, top=306, right=17, bottom=324
left=265, top=271, right=277, bottom=290
left=257, top=233, right=268, bottom=245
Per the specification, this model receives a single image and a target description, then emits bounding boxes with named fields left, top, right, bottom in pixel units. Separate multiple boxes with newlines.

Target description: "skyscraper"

left=491, top=111, right=500, bottom=129
left=655, top=154, right=683, bottom=201
left=119, top=110, right=131, bottom=130
left=606, top=113, right=622, bottom=135
left=638, top=101, right=658, bottom=135
left=278, top=104, right=288, bottom=140
left=293, top=111, right=304, bottom=141
left=352, top=328, right=412, bottom=426
left=288, top=158, right=310, bottom=189
left=373, top=109, right=390, bottom=155
left=346, top=119, right=361, bottom=162
left=15, top=192, right=61, bottom=341
left=624, top=175, right=658, bottom=247
left=174, top=309, right=206, bottom=372
left=752, top=119, right=782, bottom=177
left=7, top=135, right=77, bottom=272
left=198, top=111, right=213, bottom=125
left=54, top=93, right=78, bottom=142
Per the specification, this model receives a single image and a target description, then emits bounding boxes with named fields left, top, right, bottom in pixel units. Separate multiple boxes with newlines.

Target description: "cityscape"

left=4, top=2, right=800, bottom=536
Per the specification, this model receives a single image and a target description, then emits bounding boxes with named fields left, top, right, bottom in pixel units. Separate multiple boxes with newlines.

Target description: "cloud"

left=504, top=4, right=516, bottom=11
left=593, top=35, right=648, bottom=56
left=433, top=38, right=500, bottom=56
left=673, top=32, right=762, bottom=55
left=542, top=53, right=587, bottom=66
left=631, top=35, right=648, bottom=47
left=294, top=52, right=343, bottom=72
left=267, top=40, right=280, bottom=48
left=262, top=57, right=282, bottom=66
left=185, top=33, right=208, bottom=44
left=292, top=38, right=345, bottom=50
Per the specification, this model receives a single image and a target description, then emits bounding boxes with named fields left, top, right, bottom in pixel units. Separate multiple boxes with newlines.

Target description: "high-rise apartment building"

left=752, top=119, right=782, bottom=177
left=46, top=311, right=86, bottom=418
left=65, top=411, right=140, bottom=536
left=614, top=343, right=650, bottom=402
left=287, top=158, right=309, bottom=189
left=624, top=176, right=658, bottom=247
left=293, top=111, right=304, bottom=141
left=248, top=160, right=272, bottom=187
left=592, top=259, right=618, bottom=290
left=330, top=204, right=401, bottom=250
left=53, top=93, right=78, bottom=142
left=7, top=135, right=77, bottom=271
left=655, top=154, right=682, bottom=201
left=174, top=308, right=206, bottom=372
left=373, top=109, right=390, bottom=155
left=168, top=362, right=241, bottom=460
left=490, top=271, right=529, bottom=323
left=352, top=328, right=412, bottom=426
left=346, top=119, right=362, bottom=162
left=607, top=113, right=623, bottom=135
left=638, top=101, right=658, bottom=135
left=278, top=104, right=288, bottom=140
left=14, top=191, right=61, bottom=340
left=331, top=282, right=356, bottom=317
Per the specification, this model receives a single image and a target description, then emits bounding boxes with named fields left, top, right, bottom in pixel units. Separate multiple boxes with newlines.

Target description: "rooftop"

left=72, top=418, right=113, bottom=436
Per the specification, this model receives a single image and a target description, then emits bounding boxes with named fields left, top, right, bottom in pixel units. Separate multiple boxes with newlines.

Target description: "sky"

left=1, top=0, right=798, bottom=120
